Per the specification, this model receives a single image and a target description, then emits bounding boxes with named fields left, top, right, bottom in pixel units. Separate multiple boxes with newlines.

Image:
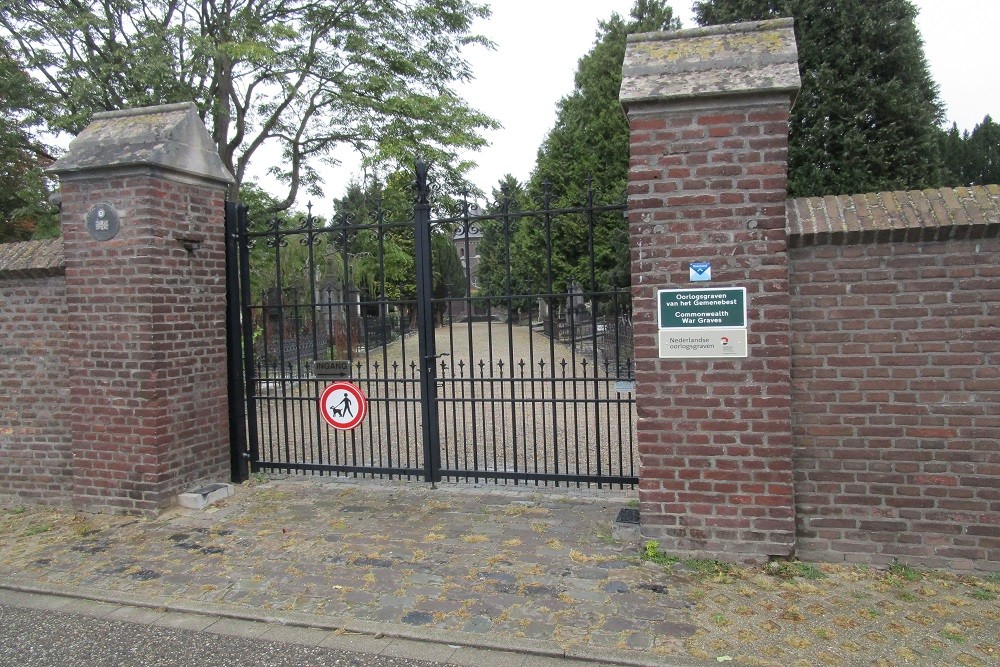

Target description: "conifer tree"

left=498, top=0, right=681, bottom=296
left=694, top=0, right=945, bottom=197
left=964, top=116, right=1000, bottom=186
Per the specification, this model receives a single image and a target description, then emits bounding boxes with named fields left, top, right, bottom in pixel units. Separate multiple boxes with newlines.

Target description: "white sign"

left=689, top=262, right=712, bottom=282
left=319, top=382, right=368, bottom=430
left=658, top=328, right=748, bottom=359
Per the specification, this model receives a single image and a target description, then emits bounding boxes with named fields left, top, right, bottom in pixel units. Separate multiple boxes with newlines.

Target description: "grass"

left=971, top=588, right=996, bottom=601
left=765, top=559, right=827, bottom=580
left=640, top=541, right=740, bottom=582
left=888, top=563, right=922, bottom=584
left=940, top=624, right=966, bottom=642
left=684, top=557, right=735, bottom=580
left=23, top=524, right=51, bottom=536
left=642, top=540, right=679, bottom=566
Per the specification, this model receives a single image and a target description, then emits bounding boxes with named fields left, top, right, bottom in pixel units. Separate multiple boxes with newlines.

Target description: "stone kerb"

left=47, top=102, right=235, bottom=515
left=621, top=19, right=801, bottom=561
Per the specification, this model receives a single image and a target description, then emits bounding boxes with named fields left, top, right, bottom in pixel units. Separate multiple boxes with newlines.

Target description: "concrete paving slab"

left=380, top=637, right=458, bottom=662
left=152, top=610, right=222, bottom=632
left=259, top=624, right=333, bottom=647
left=448, top=646, right=529, bottom=667
left=57, top=598, right=123, bottom=619
left=205, top=616, right=272, bottom=639
left=319, top=630, right=393, bottom=655
left=106, top=605, right=168, bottom=625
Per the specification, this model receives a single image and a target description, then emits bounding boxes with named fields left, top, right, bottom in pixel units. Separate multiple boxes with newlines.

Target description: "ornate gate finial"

left=414, top=159, right=430, bottom=206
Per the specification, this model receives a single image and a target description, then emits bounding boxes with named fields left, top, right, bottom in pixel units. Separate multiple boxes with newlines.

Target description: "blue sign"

left=689, top=262, right=712, bottom=282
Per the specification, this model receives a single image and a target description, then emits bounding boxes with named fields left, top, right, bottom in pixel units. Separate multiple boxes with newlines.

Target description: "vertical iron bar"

left=225, top=202, right=249, bottom=483
left=413, top=160, right=442, bottom=483
left=502, top=194, right=519, bottom=481
left=375, top=199, right=391, bottom=472
left=543, top=185, right=556, bottom=486
left=586, top=186, right=603, bottom=487
left=460, top=198, right=481, bottom=481
left=237, top=204, right=260, bottom=472
left=305, top=205, right=323, bottom=469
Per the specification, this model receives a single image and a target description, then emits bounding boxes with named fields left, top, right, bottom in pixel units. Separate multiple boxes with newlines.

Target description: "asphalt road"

left=0, top=603, right=441, bottom=667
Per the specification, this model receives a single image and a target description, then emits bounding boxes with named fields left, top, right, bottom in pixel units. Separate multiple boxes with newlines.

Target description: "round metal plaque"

left=85, top=204, right=121, bottom=241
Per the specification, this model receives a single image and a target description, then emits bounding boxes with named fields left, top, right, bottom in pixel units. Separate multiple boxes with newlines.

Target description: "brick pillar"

left=620, top=20, right=802, bottom=560
left=48, top=103, right=235, bottom=514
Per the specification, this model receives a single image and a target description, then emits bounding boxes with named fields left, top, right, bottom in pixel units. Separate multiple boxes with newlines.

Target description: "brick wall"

left=0, top=103, right=235, bottom=515
left=0, top=239, right=73, bottom=506
left=788, top=187, right=1000, bottom=570
left=628, top=98, right=797, bottom=560
left=621, top=19, right=801, bottom=561
left=59, top=173, right=231, bottom=513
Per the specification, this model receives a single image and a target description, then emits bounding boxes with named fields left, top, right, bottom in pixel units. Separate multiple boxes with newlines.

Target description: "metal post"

left=236, top=203, right=261, bottom=472
left=413, top=160, right=442, bottom=483
left=225, top=202, right=250, bottom=482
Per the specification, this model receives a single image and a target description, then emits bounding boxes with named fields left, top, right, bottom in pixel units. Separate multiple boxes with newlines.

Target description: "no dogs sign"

left=319, top=382, right=368, bottom=431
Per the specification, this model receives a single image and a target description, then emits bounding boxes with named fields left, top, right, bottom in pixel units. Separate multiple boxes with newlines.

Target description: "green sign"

left=658, top=288, right=746, bottom=329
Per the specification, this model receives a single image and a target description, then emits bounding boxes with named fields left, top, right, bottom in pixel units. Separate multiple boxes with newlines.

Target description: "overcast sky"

left=258, top=0, right=1000, bottom=203
left=445, top=0, right=1000, bottom=196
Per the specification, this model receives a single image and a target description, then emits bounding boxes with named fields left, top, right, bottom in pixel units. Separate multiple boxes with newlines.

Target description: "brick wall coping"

left=787, top=184, right=1000, bottom=246
left=620, top=18, right=800, bottom=107
left=0, top=238, right=65, bottom=278
left=47, top=102, right=234, bottom=186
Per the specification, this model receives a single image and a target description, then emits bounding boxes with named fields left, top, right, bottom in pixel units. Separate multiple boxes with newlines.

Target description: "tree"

left=0, top=0, right=499, bottom=212
left=330, top=169, right=464, bottom=327
left=938, top=122, right=968, bottom=187
left=431, top=231, right=466, bottom=323
left=0, top=41, right=58, bottom=242
left=475, top=175, right=534, bottom=315
left=938, top=116, right=1000, bottom=188
left=693, top=0, right=945, bottom=197
left=964, top=116, right=1000, bottom=186
left=532, top=0, right=680, bottom=205
left=486, top=1, right=679, bottom=300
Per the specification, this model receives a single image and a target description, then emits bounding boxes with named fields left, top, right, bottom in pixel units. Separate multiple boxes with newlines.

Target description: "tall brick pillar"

left=48, top=103, right=235, bottom=514
left=620, top=19, right=801, bottom=560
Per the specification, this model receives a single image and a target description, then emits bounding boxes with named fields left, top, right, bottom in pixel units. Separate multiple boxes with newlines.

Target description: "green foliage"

left=477, top=1, right=678, bottom=303
left=529, top=1, right=679, bottom=275
left=642, top=540, right=680, bottom=566
left=765, top=559, right=826, bottom=580
left=1, top=0, right=498, bottom=212
left=475, top=175, right=535, bottom=313
left=971, top=588, right=996, bottom=601
left=694, top=0, right=946, bottom=197
left=887, top=562, right=922, bottom=585
left=329, top=170, right=463, bottom=318
left=0, top=41, right=57, bottom=242
left=239, top=184, right=325, bottom=305
left=683, top=557, right=736, bottom=581
left=432, top=232, right=466, bottom=299
left=642, top=541, right=740, bottom=582
left=22, top=523, right=50, bottom=536
left=939, top=115, right=1000, bottom=186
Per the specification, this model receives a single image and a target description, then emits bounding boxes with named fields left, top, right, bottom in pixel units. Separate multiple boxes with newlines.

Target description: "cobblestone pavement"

left=1, top=477, right=998, bottom=667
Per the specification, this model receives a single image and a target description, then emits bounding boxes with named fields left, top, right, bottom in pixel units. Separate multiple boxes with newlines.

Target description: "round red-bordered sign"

left=319, top=382, right=367, bottom=431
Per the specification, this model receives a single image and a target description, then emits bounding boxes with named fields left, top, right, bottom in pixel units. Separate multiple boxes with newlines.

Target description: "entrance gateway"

left=225, top=162, right=637, bottom=487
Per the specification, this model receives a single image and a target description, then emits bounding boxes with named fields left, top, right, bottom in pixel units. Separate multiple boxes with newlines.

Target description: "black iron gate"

left=226, top=162, right=637, bottom=487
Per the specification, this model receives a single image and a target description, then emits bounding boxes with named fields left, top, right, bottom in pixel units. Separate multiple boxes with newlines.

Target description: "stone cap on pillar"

left=47, top=102, right=235, bottom=185
left=620, top=18, right=800, bottom=109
